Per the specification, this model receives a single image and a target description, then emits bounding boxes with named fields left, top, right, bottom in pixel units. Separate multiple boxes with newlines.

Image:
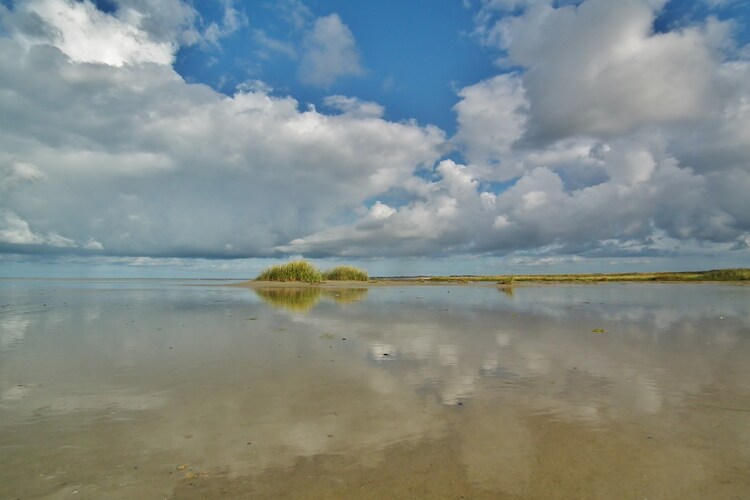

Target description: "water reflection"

left=1, top=281, right=749, bottom=498
left=323, top=287, right=369, bottom=304
left=254, top=287, right=368, bottom=311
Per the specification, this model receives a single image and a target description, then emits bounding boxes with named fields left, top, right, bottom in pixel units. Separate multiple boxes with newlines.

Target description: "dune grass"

left=323, top=265, right=369, bottom=281
left=255, top=260, right=323, bottom=284
left=254, top=261, right=370, bottom=284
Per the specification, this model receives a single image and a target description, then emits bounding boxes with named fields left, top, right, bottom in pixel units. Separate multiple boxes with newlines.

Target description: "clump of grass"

left=323, top=265, right=369, bottom=281
left=255, top=260, right=322, bottom=284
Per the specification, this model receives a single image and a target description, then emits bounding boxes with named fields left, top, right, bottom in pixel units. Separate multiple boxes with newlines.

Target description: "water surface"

left=1, top=279, right=749, bottom=498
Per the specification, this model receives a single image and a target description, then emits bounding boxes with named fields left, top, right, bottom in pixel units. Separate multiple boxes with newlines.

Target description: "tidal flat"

left=1, top=279, right=749, bottom=499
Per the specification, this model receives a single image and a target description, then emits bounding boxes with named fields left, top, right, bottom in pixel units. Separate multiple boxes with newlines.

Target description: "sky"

left=0, top=0, right=749, bottom=278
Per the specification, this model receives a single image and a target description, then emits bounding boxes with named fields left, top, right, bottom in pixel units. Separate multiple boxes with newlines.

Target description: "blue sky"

left=0, top=0, right=749, bottom=277
left=171, top=0, right=496, bottom=134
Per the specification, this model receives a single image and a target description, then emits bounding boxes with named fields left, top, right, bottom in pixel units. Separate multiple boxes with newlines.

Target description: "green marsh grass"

left=255, top=260, right=323, bottom=284
left=323, top=265, right=369, bottom=281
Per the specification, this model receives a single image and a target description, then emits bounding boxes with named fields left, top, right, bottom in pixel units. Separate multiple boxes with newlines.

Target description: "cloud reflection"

left=1, top=282, right=749, bottom=498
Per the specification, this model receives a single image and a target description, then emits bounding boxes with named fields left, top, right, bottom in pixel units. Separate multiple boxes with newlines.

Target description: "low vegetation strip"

left=701, top=269, right=750, bottom=281
left=378, top=269, right=750, bottom=284
left=253, top=264, right=749, bottom=285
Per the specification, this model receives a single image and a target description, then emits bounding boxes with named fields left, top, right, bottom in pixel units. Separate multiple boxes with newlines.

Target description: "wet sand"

left=1, top=280, right=749, bottom=498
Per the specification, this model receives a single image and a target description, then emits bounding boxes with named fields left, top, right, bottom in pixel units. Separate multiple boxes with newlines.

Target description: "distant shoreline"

left=233, top=269, right=750, bottom=287
left=3, top=269, right=747, bottom=285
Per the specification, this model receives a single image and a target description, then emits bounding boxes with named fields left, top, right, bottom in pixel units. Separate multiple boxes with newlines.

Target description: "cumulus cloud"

left=1, top=0, right=749, bottom=266
left=113, top=0, right=204, bottom=46
left=250, top=5, right=361, bottom=88
left=472, top=0, right=738, bottom=144
left=452, top=74, right=528, bottom=179
left=323, top=95, right=384, bottom=118
left=284, top=146, right=741, bottom=259
left=0, top=210, right=75, bottom=248
left=4, top=0, right=179, bottom=65
left=0, top=210, right=45, bottom=245
left=1, top=0, right=245, bottom=66
left=203, top=0, right=247, bottom=46
left=0, top=3, right=443, bottom=258
left=0, top=162, right=47, bottom=190
left=282, top=0, right=750, bottom=260
left=299, top=14, right=363, bottom=87
left=288, top=0, right=739, bottom=260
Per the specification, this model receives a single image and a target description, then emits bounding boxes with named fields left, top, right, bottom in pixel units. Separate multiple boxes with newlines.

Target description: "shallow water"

left=1, top=279, right=749, bottom=499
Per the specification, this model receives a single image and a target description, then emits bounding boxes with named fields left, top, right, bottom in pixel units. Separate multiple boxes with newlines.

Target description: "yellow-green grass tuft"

left=323, top=265, right=369, bottom=281
left=255, top=260, right=323, bottom=284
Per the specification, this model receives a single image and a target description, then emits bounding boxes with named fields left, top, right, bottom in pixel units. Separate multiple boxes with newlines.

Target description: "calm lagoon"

left=1, top=279, right=749, bottom=498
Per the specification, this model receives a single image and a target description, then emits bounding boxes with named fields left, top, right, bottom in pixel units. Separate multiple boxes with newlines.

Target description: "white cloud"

left=83, top=238, right=104, bottom=251
left=280, top=128, right=747, bottom=258
left=5, top=0, right=245, bottom=67
left=253, top=30, right=298, bottom=60
left=476, top=0, right=727, bottom=144
left=0, top=210, right=76, bottom=247
left=369, top=202, right=396, bottom=220
left=0, top=211, right=45, bottom=245
left=323, top=95, right=384, bottom=118
left=453, top=74, right=528, bottom=179
left=299, top=14, right=363, bottom=87
left=11, top=0, right=178, bottom=66
left=275, top=0, right=313, bottom=31
left=1, top=0, right=748, bottom=265
left=0, top=162, right=47, bottom=190
left=381, top=0, right=746, bottom=259
left=45, top=232, right=76, bottom=248
left=0, top=5, right=444, bottom=258
left=203, top=0, right=247, bottom=46
left=114, top=0, right=203, bottom=46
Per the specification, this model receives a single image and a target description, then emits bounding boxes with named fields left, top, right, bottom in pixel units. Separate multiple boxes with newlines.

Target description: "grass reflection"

left=255, top=287, right=368, bottom=312
left=322, top=288, right=369, bottom=304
